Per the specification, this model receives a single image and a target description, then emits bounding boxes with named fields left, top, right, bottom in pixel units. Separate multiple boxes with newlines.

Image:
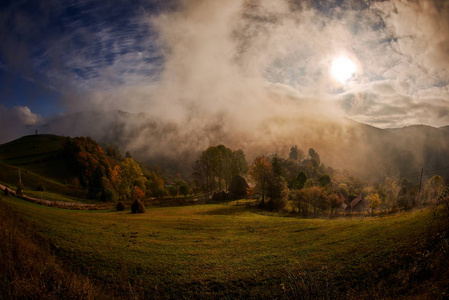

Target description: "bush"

left=36, top=182, right=46, bottom=192
left=103, top=188, right=118, bottom=202
left=212, top=191, right=229, bottom=201
left=116, top=202, right=126, bottom=211
left=131, top=199, right=145, bottom=214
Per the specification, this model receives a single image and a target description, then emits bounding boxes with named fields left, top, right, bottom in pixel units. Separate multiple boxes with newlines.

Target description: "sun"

left=331, top=56, right=356, bottom=83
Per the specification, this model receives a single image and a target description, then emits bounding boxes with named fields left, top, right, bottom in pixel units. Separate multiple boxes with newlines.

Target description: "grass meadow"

left=1, top=195, right=445, bottom=299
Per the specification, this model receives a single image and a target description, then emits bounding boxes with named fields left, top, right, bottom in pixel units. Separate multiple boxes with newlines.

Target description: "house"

left=346, top=194, right=368, bottom=212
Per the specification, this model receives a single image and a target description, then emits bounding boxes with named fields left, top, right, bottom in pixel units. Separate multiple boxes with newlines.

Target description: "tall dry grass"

left=0, top=196, right=106, bottom=299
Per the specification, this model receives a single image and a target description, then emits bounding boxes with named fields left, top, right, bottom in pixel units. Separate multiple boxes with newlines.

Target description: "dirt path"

left=0, top=183, right=113, bottom=210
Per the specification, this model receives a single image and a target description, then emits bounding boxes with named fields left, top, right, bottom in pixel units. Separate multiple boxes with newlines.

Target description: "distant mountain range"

left=34, top=110, right=449, bottom=182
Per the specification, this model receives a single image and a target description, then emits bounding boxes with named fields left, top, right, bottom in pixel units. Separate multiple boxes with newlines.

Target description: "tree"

left=338, top=183, right=349, bottom=199
left=289, top=146, right=299, bottom=161
left=179, top=183, right=190, bottom=198
left=293, top=189, right=306, bottom=215
left=230, top=149, right=248, bottom=179
left=215, top=145, right=230, bottom=191
left=104, top=144, right=123, bottom=160
left=425, top=175, right=444, bottom=203
left=249, top=156, right=273, bottom=205
left=132, top=186, right=145, bottom=200
left=308, top=186, right=327, bottom=216
left=296, top=171, right=308, bottom=190
left=111, top=158, right=146, bottom=200
left=328, top=194, right=344, bottom=215
left=308, top=148, right=321, bottom=165
left=318, top=174, right=331, bottom=188
left=293, top=186, right=327, bottom=216
left=193, top=147, right=217, bottom=194
left=266, top=176, right=289, bottom=210
left=63, top=137, right=112, bottom=197
left=381, top=177, right=400, bottom=208
left=100, top=177, right=117, bottom=202
left=368, top=193, right=381, bottom=213
left=397, top=178, right=416, bottom=209
left=193, top=145, right=248, bottom=195
left=146, top=172, right=165, bottom=199
left=289, top=145, right=305, bottom=162
left=168, top=185, right=178, bottom=198
left=269, top=154, right=284, bottom=177
left=175, top=179, right=190, bottom=198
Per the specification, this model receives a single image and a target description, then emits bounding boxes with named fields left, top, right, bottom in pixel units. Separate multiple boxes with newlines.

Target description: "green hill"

left=0, top=135, right=84, bottom=200
left=0, top=134, right=74, bottom=182
left=0, top=134, right=65, bottom=164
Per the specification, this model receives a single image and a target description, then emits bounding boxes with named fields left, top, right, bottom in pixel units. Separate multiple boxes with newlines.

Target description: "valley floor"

left=1, top=195, right=448, bottom=299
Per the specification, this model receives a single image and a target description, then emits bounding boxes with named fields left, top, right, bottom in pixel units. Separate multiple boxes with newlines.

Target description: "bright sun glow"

left=331, top=56, right=356, bottom=83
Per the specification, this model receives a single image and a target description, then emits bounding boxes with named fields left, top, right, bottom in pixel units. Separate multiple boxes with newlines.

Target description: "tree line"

left=193, top=144, right=447, bottom=216
left=59, top=137, right=448, bottom=213
left=63, top=137, right=190, bottom=202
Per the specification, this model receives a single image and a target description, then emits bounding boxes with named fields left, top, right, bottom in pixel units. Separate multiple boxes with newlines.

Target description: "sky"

left=1, top=0, right=449, bottom=142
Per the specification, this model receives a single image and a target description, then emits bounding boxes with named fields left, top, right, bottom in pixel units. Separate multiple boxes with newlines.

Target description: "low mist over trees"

left=59, top=135, right=447, bottom=216
left=190, top=142, right=449, bottom=216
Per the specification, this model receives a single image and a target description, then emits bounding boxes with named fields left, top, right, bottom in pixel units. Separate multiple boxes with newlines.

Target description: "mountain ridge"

left=14, top=110, right=449, bottom=182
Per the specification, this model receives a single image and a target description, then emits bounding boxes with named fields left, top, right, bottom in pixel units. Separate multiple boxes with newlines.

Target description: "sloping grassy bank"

left=1, top=195, right=448, bottom=299
left=0, top=197, right=105, bottom=299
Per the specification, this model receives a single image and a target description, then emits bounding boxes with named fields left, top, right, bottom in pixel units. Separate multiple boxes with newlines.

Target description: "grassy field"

left=2, top=195, right=446, bottom=299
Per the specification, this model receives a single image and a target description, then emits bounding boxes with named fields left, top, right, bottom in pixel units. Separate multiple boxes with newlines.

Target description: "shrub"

left=116, top=202, right=126, bottom=211
left=36, top=182, right=46, bottom=192
left=212, top=191, right=229, bottom=201
left=131, top=199, right=145, bottom=213
left=103, top=188, right=118, bottom=202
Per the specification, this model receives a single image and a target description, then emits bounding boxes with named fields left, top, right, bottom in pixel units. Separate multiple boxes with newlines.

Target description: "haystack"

left=131, top=198, right=145, bottom=213
left=228, top=175, right=249, bottom=199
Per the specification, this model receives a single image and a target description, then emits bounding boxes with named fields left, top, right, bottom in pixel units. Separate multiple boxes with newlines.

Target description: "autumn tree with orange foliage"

left=63, top=137, right=111, bottom=197
left=133, top=186, right=145, bottom=200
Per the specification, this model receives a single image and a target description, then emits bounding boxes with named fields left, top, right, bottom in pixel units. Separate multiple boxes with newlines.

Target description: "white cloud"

left=0, top=105, right=42, bottom=142
left=5, top=0, right=449, bottom=137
